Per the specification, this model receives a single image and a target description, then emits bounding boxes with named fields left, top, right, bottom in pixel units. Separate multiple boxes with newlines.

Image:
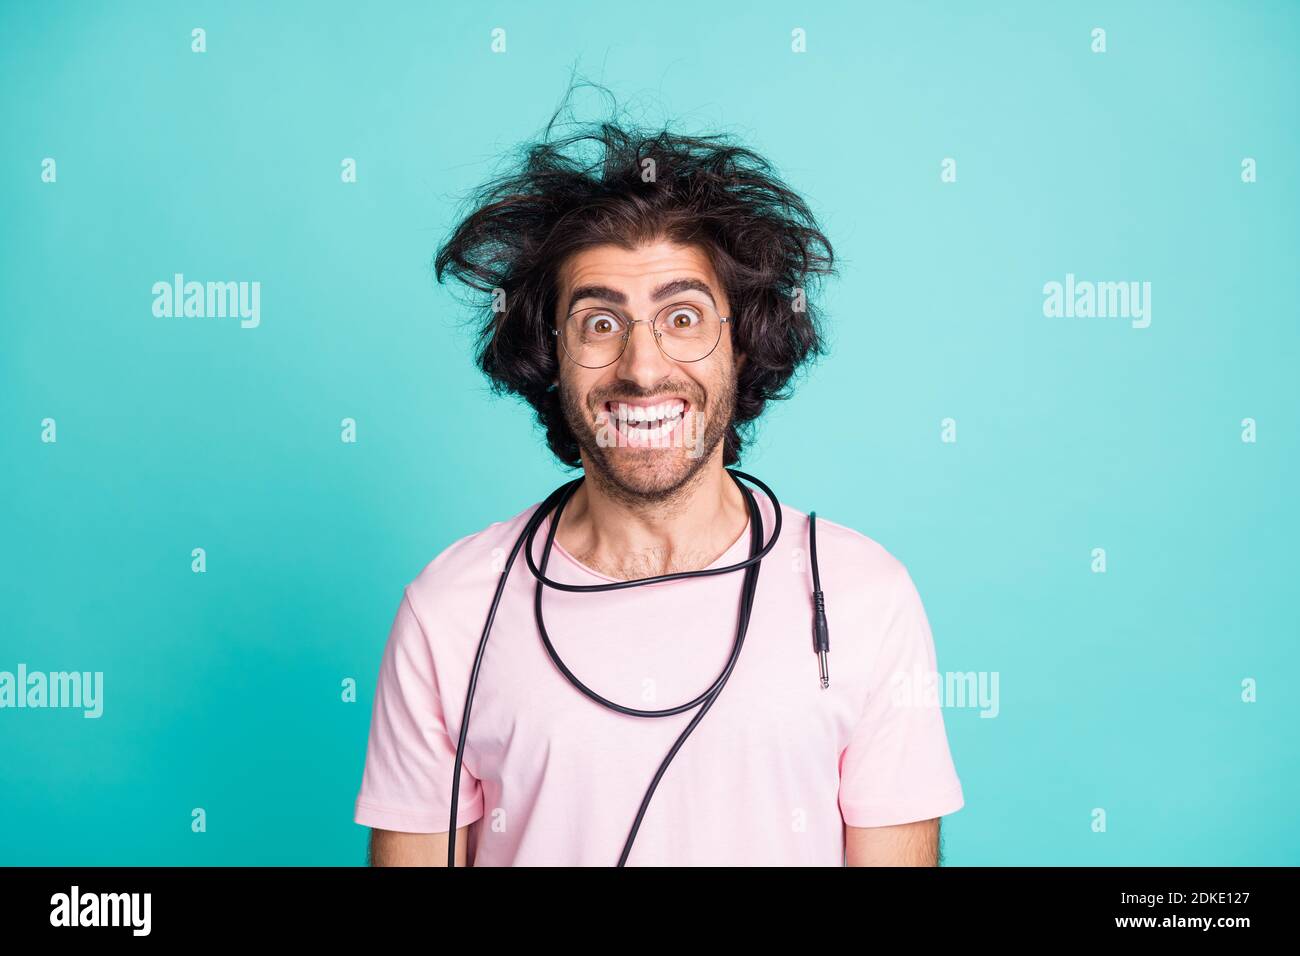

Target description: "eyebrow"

left=566, top=278, right=717, bottom=315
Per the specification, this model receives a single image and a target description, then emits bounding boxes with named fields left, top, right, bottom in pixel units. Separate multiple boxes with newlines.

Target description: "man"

left=353, top=101, right=964, bottom=866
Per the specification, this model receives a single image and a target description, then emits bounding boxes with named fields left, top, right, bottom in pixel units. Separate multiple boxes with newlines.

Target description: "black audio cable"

left=447, top=469, right=820, bottom=866
left=809, top=511, right=831, bottom=689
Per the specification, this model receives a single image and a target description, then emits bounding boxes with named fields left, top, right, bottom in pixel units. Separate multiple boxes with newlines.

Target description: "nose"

left=613, top=318, right=673, bottom=387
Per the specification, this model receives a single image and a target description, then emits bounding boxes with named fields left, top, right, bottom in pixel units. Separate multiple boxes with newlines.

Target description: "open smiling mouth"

left=602, top=399, right=690, bottom=444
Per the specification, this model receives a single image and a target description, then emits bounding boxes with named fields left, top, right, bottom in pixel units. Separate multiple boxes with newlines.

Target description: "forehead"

left=556, top=240, right=719, bottom=299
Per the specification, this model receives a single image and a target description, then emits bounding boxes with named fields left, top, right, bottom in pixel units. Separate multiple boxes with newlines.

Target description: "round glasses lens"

left=562, top=309, right=627, bottom=367
left=656, top=302, right=722, bottom=362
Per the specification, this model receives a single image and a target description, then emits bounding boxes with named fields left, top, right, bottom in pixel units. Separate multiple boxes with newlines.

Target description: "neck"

left=554, top=452, right=750, bottom=581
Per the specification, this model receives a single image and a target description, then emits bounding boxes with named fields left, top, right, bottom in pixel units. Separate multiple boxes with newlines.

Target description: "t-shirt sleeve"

left=838, top=561, right=965, bottom=828
left=353, top=587, right=485, bottom=833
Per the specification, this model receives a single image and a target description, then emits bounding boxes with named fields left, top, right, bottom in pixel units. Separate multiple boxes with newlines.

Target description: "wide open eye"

left=581, top=312, right=624, bottom=337
left=663, top=305, right=702, bottom=331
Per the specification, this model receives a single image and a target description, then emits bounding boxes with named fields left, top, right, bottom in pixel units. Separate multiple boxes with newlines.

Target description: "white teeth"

left=610, top=400, right=686, bottom=425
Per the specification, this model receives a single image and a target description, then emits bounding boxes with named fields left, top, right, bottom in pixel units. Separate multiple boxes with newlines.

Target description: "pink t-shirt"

left=353, top=486, right=965, bottom=865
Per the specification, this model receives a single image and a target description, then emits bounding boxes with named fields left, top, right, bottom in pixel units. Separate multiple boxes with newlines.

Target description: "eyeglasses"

left=552, top=300, right=731, bottom=369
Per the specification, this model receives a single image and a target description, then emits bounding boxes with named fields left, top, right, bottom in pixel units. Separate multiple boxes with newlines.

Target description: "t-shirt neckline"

left=545, top=497, right=764, bottom=584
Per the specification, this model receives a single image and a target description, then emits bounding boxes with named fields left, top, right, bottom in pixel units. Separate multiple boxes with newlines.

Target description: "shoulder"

left=776, top=502, right=912, bottom=586
left=402, top=499, right=543, bottom=616
left=774, top=501, right=925, bottom=637
left=776, top=505, right=937, bottom=681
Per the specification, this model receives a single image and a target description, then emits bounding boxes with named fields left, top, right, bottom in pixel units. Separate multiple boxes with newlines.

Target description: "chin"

left=598, top=449, right=702, bottom=499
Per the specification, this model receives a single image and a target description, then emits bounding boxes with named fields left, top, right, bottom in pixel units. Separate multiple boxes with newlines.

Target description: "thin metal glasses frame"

left=551, top=302, right=731, bottom=369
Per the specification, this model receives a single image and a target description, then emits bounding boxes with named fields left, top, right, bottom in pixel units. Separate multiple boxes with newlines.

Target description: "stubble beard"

left=558, top=374, right=736, bottom=510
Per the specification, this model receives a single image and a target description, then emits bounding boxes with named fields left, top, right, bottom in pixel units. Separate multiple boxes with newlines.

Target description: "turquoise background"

left=1, top=0, right=1297, bottom=865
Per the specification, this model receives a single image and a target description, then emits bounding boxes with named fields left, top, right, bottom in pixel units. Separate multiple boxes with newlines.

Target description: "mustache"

left=590, top=386, right=703, bottom=408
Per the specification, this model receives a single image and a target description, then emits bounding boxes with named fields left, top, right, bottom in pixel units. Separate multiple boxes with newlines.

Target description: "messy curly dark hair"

left=434, top=83, right=835, bottom=467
